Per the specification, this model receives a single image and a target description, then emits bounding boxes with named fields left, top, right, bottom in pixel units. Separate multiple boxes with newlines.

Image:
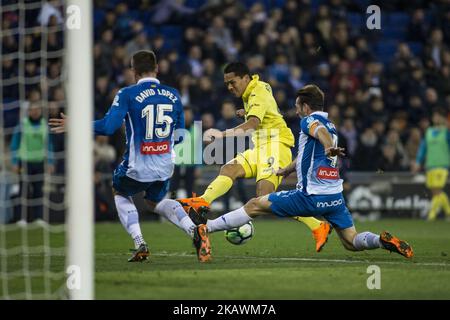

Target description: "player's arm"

left=204, top=116, right=260, bottom=140
left=303, top=117, right=345, bottom=157
left=205, top=92, right=265, bottom=140
left=49, top=90, right=129, bottom=135
left=276, top=156, right=297, bottom=178
left=316, top=127, right=345, bottom=157
left=223, top=116, right=260, bottom=136
left=93, top=90, right=129, bottom=136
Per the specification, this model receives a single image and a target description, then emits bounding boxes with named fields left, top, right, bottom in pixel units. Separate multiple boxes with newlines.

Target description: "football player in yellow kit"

left=178, top=62, right=331, bottom=252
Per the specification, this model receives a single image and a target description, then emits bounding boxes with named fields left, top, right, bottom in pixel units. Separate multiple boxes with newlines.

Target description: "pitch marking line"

left=152, top=252, right=450, bottom=267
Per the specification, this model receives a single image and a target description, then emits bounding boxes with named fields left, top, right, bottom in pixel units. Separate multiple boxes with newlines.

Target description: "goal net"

left=0, top=0, right=93, bottom=300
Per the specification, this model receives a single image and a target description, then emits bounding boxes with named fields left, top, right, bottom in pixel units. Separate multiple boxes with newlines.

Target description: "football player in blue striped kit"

left=189, top=84, right=413, bottom=259
left=50, top=51, right=211, bottom=262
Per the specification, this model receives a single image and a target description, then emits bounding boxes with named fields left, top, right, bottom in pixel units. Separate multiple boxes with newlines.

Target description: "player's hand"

left=325, top=147, right=346, bottom=157
left=276, top=166, right=294, bottom=178
left=49, top=112, right=67, bottom=133
left=204, top=128, right=223, bottom=142
left=236, top=109, right=245, bottom=118
left=12, top=165, right=21, bottom=174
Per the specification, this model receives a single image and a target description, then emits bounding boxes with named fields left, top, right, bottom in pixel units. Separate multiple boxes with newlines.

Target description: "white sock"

left=155, top=199, right=195, bottom=237
left=207, top=207, right=251, bottom=233
left=115, top=195, right=145, bottom=248
left=352, top=231, right=382, bottom=251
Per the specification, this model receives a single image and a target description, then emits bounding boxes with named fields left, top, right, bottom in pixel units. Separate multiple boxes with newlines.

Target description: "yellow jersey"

left=242, top=75, right=295, bottom=148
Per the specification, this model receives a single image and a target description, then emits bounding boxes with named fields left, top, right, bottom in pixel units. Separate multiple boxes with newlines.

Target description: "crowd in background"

left=2, top=0, right=450, bottom=219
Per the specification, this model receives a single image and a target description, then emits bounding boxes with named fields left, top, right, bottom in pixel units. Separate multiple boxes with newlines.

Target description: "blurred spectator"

left=10, top=102, right=54, bottom=222
left=352, top=128, right=381, bottom=171
left=412, top=109, right=450, bottom=220
left=125, top=31, right=151, bottom=58
left=151, top=0, right=195, bottom=25
left=94, top=136, right=117, bottom=219
left=339, top=118, right=357, bottom=158
left=38, top=0, right=63, bottom=26
left=408, top=9, right=428, bottom=42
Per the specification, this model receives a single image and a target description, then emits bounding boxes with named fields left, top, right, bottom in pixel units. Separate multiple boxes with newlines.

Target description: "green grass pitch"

left=2, top=219, right=450, bottom=299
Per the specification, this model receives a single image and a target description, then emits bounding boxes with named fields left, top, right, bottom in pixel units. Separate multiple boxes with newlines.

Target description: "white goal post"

left=66, top=0, right=94, bottom=300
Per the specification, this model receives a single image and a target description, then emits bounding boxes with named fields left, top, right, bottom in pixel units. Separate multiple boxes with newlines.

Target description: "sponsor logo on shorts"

left=316, top=199, right=343, bottom=208
left=317, top=167, right=339, bottom=179
left=141, top=141, right=170, bottom=155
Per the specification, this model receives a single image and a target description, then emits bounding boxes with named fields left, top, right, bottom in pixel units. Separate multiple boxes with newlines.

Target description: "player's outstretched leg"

left=177, top=162, right=245, bottom=214
left=205, top=196, right=272, bottom=234
left=293, top=217, right=333, bottom=252
left=115, top=194, right=150, bottom=261
left=337, top=227, right=414, bottom=258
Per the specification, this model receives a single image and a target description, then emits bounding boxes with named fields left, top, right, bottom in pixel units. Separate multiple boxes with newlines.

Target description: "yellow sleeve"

left=246, top=87, right=269, bottom=122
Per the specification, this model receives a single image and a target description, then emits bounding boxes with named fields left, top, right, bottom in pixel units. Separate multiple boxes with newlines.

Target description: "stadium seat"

left=159, top=25, right=183, bottom=38
left=93, top=9, right=105, bottom=29
left=347, top=13, right=364, bottom=28
left=2, top=99, right=20, bottom=129
left=373, top=40, right=398, bottom=65
left=185, top=0, right=202, bottom=9
left=274, top=0, right=286, bottom=8
left=407, top=41, right=423, bottom=56
left=389, top=12, right=410, bottom=26
left=382, top=26, right=407, bottom=40
left=145, top=26, right=158, bottom=37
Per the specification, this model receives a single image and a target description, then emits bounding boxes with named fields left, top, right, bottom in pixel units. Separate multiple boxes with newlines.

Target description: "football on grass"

left=224, top=222, right=254, bottom=245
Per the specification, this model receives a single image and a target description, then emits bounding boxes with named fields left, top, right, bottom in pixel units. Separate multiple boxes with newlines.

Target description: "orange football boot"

left=177, top=195, right=210, bottom=214
left=312, top=222, right=333, bottom=252
left=193, top=224, right=212, bottom=262
left=380, top=231, right=414, bottom=258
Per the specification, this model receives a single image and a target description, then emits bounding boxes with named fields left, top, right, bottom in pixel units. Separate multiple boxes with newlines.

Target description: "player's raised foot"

left=380, top=231, right=414, bottom=258
left=312, top=222, right=333, bottom=252
left=177, top=196, right=210, bottom=215
left=188, top=206, right=208, bottom=225
left=128, top=243, right=150, bottom=262
left=193, top=224, right=211, bottom=263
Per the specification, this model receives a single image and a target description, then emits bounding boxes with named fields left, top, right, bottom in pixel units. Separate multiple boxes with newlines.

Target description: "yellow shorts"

left=234, top=142, right=292, bottom=190
left=426, top=168, right=448, bottom=189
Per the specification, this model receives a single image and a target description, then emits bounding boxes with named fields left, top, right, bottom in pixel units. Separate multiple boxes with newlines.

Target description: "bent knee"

left=243, top=198, right=261, bottom=217
left=220, top=163, right=243, bottom=179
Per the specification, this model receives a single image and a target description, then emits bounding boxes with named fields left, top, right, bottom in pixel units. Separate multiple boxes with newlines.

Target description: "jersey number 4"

left=142, top=104, right=173, bottom=139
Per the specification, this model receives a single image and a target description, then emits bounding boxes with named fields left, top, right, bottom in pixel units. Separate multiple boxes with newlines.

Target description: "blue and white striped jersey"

left=296, top=111, right=343, bottom=195
left=94, top=77, right=184, bottom=182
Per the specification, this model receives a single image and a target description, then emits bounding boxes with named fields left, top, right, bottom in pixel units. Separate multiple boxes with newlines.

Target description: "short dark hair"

left=223, top=62, right=250, bottom=77
left=131, top=50, right=157, bottom=76
left=296, top=84, right=325, bottom=110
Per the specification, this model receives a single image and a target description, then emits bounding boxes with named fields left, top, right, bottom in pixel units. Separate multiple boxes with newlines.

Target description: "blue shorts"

left=112, top=169, right=169, bottom=202
left=268, top=189, right=354, bottom=229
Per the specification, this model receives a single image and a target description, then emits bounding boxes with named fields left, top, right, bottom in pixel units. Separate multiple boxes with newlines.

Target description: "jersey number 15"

left=142, top=104, right=173, bottom=139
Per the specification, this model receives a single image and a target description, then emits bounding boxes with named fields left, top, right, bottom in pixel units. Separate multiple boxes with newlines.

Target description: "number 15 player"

left=50, top=51, right=211, bottom=262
